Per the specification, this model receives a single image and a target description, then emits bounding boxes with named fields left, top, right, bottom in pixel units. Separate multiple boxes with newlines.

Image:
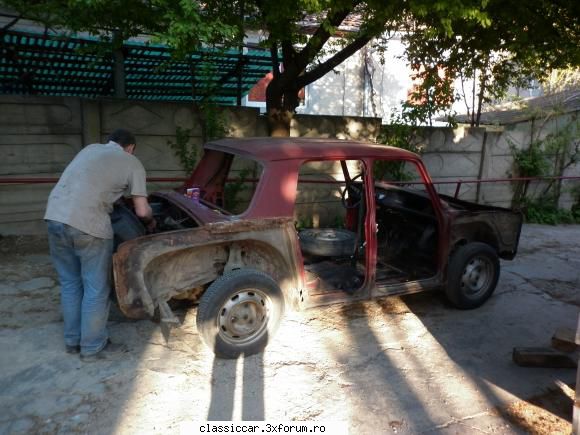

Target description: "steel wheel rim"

left=460, top=255, right=493, bottom=299
left=217, top=288, right=270, bottom=346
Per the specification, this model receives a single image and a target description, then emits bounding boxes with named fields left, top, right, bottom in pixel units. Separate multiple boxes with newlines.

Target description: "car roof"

left=204, top=137, right=418, bottom=162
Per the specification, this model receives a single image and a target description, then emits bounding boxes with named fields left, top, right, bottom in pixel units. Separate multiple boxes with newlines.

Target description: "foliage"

left=5, top=0, right=579, bottom=135
left=374, top=110, right=426, bottom=181
left=196, top=61, right=228, bottom=145
left=167, top=127, right=197, bottom=174
left=294, top=216, right=314, bottom=231
left=403, top=66, right=458, bottom=127
left=521, top=198, right=580, bottom=225
left=223, top=167, right=251, bottom=213
left=540, top=68, right=580, bottom=96
left=510, top=142, right=550, bottom=178
left=401, top=1, right=580, bottom=126
left=198, top=101, right=227, bottom=142
left=0, top=0, right=240, bottom=50
left=509, top=111, right=579, bottom=207
left=167, top=104, right=226, bottom=175
left=250, top=0, right=502, bottom=135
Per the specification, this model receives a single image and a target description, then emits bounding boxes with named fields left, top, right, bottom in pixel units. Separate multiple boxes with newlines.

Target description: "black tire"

left=299, top=228, right=356, bottom=257
left=446, top=242, right=500, bottom=309
left=196, top=268, right=285, bottom=358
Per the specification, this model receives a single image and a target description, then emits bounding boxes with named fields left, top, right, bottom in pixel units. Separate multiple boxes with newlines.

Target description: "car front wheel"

left=445, top=242, right=500, bottom=309
left=196, top=268, right=285, bottom=358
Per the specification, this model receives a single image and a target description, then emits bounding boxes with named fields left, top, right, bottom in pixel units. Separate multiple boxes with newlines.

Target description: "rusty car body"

left=112, top=137, right=523, bottom=358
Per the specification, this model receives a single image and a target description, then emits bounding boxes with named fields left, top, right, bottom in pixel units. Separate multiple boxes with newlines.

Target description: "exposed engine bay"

left=149, top=195, right=198, bottom=232
left=111, top=194, right=198, bottom=250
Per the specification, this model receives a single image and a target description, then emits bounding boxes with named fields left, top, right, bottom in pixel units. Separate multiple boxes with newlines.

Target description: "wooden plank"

left=512, top=347, right=577, bottom=368
left=575, top=364, right=580, bottom=434
left=574, top=313, right=580, bottom=434
left=552, top=327, right=579, bottom=352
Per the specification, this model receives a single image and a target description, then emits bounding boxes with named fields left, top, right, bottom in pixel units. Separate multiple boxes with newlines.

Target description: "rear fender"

left=113, top=218, right=301, bottom=318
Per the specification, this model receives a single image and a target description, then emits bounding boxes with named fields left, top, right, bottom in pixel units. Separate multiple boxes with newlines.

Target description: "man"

left=45, top=129, right=155, bottom=362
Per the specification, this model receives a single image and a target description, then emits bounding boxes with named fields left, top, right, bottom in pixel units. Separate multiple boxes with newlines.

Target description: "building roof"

left=206, top=137, right=418, bottom=162
left=455, top=89, right=580, bottom=125
left=0, top=28, right=272, bottom=104
left=298, top=12, right=363, bottom=34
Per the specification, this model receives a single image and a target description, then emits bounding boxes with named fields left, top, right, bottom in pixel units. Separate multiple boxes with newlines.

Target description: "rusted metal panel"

left=151, top=191, right=231, bottom=225
left=447, top=202, right=523, bottom=259
left=113, top=217, right=302, bottom=319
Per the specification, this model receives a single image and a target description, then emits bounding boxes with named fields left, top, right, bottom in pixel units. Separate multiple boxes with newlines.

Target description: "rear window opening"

left=184, top=150, right=263, bottom=216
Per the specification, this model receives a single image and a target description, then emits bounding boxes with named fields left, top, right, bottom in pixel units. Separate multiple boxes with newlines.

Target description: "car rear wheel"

left=196, top=268, right=285, bottom=358
left=446, top=242, right=500, bottom=309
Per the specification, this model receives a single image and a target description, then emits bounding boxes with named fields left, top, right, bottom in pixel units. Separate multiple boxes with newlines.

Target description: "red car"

left=112, top=137, right=522, bottom=358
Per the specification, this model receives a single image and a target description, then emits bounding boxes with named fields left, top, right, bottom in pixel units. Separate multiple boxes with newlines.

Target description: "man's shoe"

left=80, top=340, right=128, bottom=362
left=66, top=345, right=81, bottom=354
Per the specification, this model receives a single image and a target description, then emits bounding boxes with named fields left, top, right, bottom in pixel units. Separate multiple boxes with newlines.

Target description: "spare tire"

left=299, top=228, right=356, bottom=257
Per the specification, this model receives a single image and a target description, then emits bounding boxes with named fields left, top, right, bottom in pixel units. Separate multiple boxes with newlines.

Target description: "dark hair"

left=108, top=129, right=136, bottom=148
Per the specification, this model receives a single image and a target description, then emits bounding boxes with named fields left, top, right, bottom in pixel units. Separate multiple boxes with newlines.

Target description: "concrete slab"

left=0, top=224, right=578, bottom=434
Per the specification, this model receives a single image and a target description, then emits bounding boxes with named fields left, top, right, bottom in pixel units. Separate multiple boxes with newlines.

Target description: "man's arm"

left=132, top=196, right=155, bottom=231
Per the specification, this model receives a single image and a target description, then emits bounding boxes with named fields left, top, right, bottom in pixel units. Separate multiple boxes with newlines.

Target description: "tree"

left=3, top=0, right=579, bottom=134
left=0, top=0, right=240, bottom=49
left=401, top=0, right=580, bottom=126
left=235, top=0, right=493, bottom=136
left=0, top=0, right=495, bottom=136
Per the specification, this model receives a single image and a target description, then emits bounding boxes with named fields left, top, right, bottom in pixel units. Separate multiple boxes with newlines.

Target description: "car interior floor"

left=303, top=256, right=365, bottom=295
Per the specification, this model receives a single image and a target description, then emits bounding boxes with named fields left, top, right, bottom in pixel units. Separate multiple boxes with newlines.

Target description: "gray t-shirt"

left=45, top=141, right=148, bottom=239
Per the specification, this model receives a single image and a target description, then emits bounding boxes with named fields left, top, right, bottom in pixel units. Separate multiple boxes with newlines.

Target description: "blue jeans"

left=46, top=220, right=113, bottom=355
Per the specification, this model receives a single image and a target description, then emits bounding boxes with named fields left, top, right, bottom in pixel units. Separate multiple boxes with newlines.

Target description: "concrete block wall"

left=416, top=118, right=579, bottom=209
left=0, top=95, right=577, bottom=235
left=0, top=96, right=269, bottom=234
left=293, top=114, right=381, bottom=142
left=0, top=96, right=381, bottom=235
left=0, top=96, right=84, bottom=234
left=416, top=127, right=487, bottom=203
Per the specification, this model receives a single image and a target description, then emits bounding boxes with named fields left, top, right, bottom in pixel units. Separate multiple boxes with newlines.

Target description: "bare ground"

left=0, top=224, right=579, bottom=434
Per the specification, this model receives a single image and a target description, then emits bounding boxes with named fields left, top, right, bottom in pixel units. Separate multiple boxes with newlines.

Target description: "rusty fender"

left=113, top=217, right=302, bottom=319
left=449, top=209, right=523, bottom=259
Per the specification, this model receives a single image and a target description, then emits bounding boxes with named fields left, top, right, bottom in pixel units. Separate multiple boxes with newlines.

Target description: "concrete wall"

left=1, top=96, right=578, bottom=235
left=0, top=96, right=381, bottom=235
left=414, top=115, right=579, bottom=209
left=414, top=126, right=518, bottom=207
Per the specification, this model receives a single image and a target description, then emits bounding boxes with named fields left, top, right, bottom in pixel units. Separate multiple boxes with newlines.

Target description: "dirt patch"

left=2, top=226, right=580, bottom=434
left=532, top=279, right=580, bottom=307
left=0, top=235, right=49, bottom=259
left=517, top=240, right=564, bottom=256
left=497, top=384, right=574, bottom=435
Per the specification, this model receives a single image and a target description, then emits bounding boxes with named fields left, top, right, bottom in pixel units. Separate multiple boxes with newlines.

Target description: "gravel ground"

left=0, top=224, right=579, bottom=434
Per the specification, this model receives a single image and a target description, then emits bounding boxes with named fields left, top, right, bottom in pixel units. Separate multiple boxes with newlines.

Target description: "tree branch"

left=295, top=3, right=359, bottom=70
left=281, top=40, right=296, bottom=66
left=270, top=42, right=280, bottom=79
left=297, top=33, right=372, bottom=87
left=2, top=14, right=22, bottom=31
